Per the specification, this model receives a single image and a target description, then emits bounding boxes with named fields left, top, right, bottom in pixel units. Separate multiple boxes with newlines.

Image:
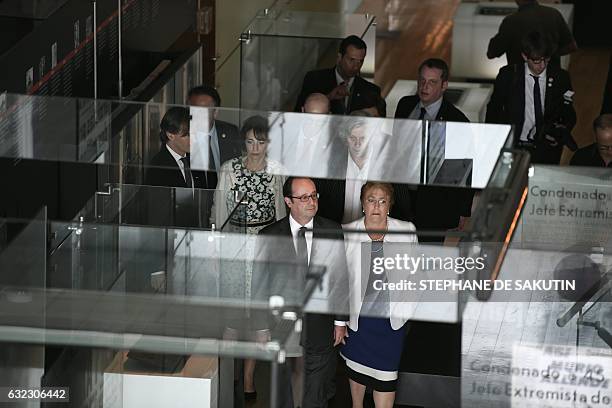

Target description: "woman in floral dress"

left=212, top=115, right=286, bottom=400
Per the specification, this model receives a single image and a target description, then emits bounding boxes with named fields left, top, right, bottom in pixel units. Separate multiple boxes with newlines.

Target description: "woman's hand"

left=333, top=325, right=349, bottom=346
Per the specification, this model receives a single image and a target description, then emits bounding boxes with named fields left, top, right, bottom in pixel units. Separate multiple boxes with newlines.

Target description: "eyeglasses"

left=597, top=143, right=612, bottom=151
left=290, top=193, right=319, bottom=202
left=526, top=56, right=550, bottom=64
left=366, top=198, right=387, bottom=206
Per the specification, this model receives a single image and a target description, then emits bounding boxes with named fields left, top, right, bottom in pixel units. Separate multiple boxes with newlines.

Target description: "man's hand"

left=333, top=325, right=348, bottom=347
left=544, top=134, right=560, bottom=147
left=327, top=82, right=350, bottom=101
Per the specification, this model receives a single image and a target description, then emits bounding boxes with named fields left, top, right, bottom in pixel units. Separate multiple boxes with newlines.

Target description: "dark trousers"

left=303, top=348, right=337, bottom=408
left=276, top=347, right=338, bottom=408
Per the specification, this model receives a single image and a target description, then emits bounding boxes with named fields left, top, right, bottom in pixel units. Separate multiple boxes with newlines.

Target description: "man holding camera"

left=486, top=31, right=577, bottom=164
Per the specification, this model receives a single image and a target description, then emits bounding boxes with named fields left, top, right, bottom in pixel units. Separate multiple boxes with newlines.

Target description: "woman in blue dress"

left=341, top=182, right=418, bottom=408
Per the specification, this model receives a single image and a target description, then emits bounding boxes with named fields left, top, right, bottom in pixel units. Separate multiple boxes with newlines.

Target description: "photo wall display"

left=0, top=0, right=120, bottom=99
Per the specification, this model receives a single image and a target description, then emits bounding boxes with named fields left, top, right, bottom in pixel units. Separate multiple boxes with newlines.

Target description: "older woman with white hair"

left=340, top=181, right=418, bottom=408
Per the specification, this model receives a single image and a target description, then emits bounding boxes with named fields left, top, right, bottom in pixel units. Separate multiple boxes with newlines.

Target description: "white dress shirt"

left=289, top=214, right=346, bottom=327
left=520, top=64, right=547, bottom=142
left=335, top=68, right=355, bottom=111
left=342, top=157, right=369, bottom=224
left=289, top=214, right=313, bottom=264
left=165, top=144, right=192, bottom=187
left=408, top=97, right=443, bottom=120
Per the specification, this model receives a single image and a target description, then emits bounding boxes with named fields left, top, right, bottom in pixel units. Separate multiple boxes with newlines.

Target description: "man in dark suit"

left=487, top=0, right=577, bottom=67
left=253, top=177, right=348, bottom=408
left=393, top=58, right=473, bottom=240
left=570, top=114, right=612, bottom=167
left=394, top=58, right=469, bottom=122
left=294, top=35, right=381, bottom=115
left=145, top=107, right=201, bottom=188
left=188, top=85, right=242, bottom=180
left=486, top=31, right=577, bottom=164
left=143, top=107, right=206, bottom=227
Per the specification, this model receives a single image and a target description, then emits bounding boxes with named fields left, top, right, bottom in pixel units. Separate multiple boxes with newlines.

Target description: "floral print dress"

left=213, top=157, right=286, bottom=301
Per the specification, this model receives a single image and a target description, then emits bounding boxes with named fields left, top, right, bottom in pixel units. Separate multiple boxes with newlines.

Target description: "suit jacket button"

left=221, top=133, right=226, bottom=138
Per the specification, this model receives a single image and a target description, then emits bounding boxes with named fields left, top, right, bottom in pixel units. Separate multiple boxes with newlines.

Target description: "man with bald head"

left=253, top=177, right=348, bottom=408
left=571, top=114, right=612, bottom=167
left=302, top=92, right=330, bottom=115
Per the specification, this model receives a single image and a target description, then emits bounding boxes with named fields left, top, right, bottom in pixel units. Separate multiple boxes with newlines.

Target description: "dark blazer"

left=570, top=143, right=612, bottom=168
left=253, top=215, right=348, bottom=354
left=485, top=63, right=576, bottom=164
left=394, top=94, right=470, bottom=122
left=215, top=120, right=243, bottom=165
left=486, top=2, right=574, bottom=66
left=143, top=146, right=206, bottom=228
left=294, top=67, right=382, bottom=115
left=145, top=146, right=205, bottom=188
left=393, top=95, right=474, bottom=241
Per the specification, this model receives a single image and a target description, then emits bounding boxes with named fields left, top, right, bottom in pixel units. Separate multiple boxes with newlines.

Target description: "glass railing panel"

left=243, top=10, right=374, bottom=39
left=427, top=121, right=514, bottom=188
left=239, top=10, right=376, bottom=111
left=2, top=219, right=325, bottom=362
left=76, top=184, right=233, bottom=231
left=515, top=165, right=612, bottom=251
left=0, top=93, right=112, bottom=162
left=0, top=94, right=513, bottom=193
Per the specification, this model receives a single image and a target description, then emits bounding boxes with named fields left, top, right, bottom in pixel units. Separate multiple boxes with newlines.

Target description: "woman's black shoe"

left=244, top=391, right=257, bottom=401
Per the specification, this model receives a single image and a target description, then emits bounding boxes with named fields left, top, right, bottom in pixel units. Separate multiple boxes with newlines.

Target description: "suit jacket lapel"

left=162, top=147, right=187, bottom=188
left=436, top=99, right=448, bottom=121
left=347, top=77, right=362, bottom=113
left=514, top=64, right=526, bottom=137
left=312, top=216, right=324, bottom=263
left=279, top=217, right=297, bottom=258
left=327, top=68, right=347, bottom=114
left=544, top=68, right=555, bottom=121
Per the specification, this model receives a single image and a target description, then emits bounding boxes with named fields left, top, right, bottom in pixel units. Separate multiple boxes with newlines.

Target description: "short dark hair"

left=283, top=177, right=296, bottom=198
left=418, top=58, right=449, bottom=82
left=339, top=35, right=367, bottom=56
left=283, top=177, right=315, bottom=199
left=188, top=85, right=221, bottom=106
left=594, top=114, right=612, bottom=132
left=240, top=115, right=269, bottom=141
left=159, top=107, right=190, bottom=144
left=521, top=31, right=555, bottom=59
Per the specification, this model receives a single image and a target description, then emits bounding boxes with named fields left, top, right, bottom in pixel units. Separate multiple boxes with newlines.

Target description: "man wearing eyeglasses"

left=394, top=58, right=469, bottom=122
left=486, top=31, right=577, bottom=164
left=570, top=114, right=612, bottom=167
left=252, top=177, right=349, bottom=408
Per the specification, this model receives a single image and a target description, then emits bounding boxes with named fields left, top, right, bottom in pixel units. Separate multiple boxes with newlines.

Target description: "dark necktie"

left=209, top=133, right=216, bottom=172
left=530, top=74, right=544, bottom=136
left=342, top=81, right=350, bottom=114
left=418, top=107, right=427, bottom=120
left=297, top=226, right=308, bottom=267
left=180, top=155, right=193, bottom=187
